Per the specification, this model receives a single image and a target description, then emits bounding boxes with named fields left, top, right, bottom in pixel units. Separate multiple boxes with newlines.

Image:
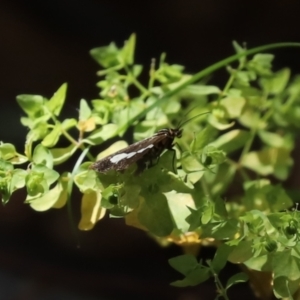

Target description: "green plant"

left=1, top=34, right=300, bottom=299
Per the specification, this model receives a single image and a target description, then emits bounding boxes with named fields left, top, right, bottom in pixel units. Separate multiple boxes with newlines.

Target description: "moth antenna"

left=177, top=105, right=210, bottom=128
left=178, top=111, right=210, bottom=129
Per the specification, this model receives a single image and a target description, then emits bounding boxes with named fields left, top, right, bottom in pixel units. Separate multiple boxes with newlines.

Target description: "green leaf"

left=0, top=159, right=13, bottom=172
left=61, top=118, right=77, bottom=130
left=28, top=173, right=69, bottom=211
left=230, top=69, right=257, bottom=86
left=133, top=157, right=193, bottom=193
left=0, top=143, right=18, bottom=160
left=101, top=184, right=119, bottom=209
left=32, top=164, right=59, bottom=186
left=168, top=254, right=198, bottom=275
left=0, top=143, right=28, bottom=164
left=186, top=207, right=203, bottom=230
left=138, top=193, right=174, bottom=237
left=243, top=254, right=273, bottom=272
left=202, top=219, right=239, bottom=240
left=169, top=254, right=211, bottom=287
left=25, top=167, right=52, bottom=197
left=241, top=147, right=293, bottom=180
left=226, top=272, right=249, bottom=290
left=258, top=130, right=285, bottom=148
left=16, top=94, right=44, bottom=117
left=50, top=144, right=77, bottom=165
left=32, top=144, right=53, bottom=168
left=132, top=64, right=143, bottom=77
left=190, top=125, right=218, bottom=152
left=211, top=244, right=232, bottom=274
left=91, top=100, right=110, bottom=125
left=84, top=123, right=119, bottom=145
left=247, top=53, right=274, bottom=76
left=259, top=68, right=290, bottom=95
left=164, top=192, right=196, bottom=232
left=238, top=107, right=266, bottom=129
left=120, top=33, right=136, bottom=65
left=214, top=197, right=228, bottom=218
left=25, top=121, right=49, bottom=142
left=155, top=58, right=184, bottom=84
left=181, top=155, right=203, bottom=173
left=243, top=180, right=293, bottom=212
left=209, top=129, right=251, bottom=154
left=41, top=125, right=61, bottom=148
left=78, top=190, right=105, bottom=230
left=232, top=40, right=247, bottom=65
left=203, top=146, right=226, bottom=165
left=10, top=169, right=27, bottom=194
left=0, top=177, right=11, bottom=204
left=273, top=276, right=299, bottom=299
left=204, top=163, right=236, bottom=196
left=74, top=169, right=101, bottom=193
left=90, top=42, right=120, bottom=69
left=228, top=241, right=253, bottom=264
left=220, top=96, right=246, bottom=118
left=171, top=266, right=210, bottom=287
left=79, top=99, right=92, bottom=121
left=45, top=83, right=67, bottom=116
left=115, top=183, right=140, bottom=211
left=273, top=250, right=300, bottom=281
left=208, top=113, right=235, bottom=130
left=112, top=100, right=144, bottom=135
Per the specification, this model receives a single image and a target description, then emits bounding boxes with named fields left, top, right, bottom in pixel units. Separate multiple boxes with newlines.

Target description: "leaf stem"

left=207, top=260, right=229, bottom=300
left=124, top=65, right=149, bottom=96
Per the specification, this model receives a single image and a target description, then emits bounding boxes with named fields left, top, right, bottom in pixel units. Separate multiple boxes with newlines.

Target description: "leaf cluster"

left=1, top=34, right=300, bottom=298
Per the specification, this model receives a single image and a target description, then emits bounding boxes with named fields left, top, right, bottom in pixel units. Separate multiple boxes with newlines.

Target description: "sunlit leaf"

left=209, top=129, right=250, bottom=154
left=46, top=83, right=67, bottom=116
left=241, top=147, right=293, bottom=180
left=41, top=125, right=61, bottom=148
left=260, top=68, right=290, bottom=95
left=78, top=190, right=106, bottom=230
left=50, top=144, right=77, bottom=165
left=32, top=144, right=53, bottom=168
left=84, top=123, right=119, bottom=145
left=221, top=96, right=246, bottom=118
left=16, top=94, right=44, bottom=116
left=226, top=273, right=249, bottom=290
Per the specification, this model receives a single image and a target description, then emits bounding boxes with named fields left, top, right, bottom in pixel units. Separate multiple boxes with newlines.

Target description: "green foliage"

left=1, top=34, right=300, bottom=298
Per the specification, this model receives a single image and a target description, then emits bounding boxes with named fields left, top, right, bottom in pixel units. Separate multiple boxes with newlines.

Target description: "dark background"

left=0, top=1, right=300, bottom=299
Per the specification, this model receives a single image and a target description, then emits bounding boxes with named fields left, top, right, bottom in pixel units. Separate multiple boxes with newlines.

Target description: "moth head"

left=171, top=128, right=183, bottom=138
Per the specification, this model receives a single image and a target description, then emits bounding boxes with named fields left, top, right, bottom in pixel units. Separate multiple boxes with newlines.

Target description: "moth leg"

left=170, top=148, right=177, bottom=174
left=134, top=160, right=148, bottom=175
left=167, top=143, right=180, bottom=174
left=148, top=156, right=160, bottom=168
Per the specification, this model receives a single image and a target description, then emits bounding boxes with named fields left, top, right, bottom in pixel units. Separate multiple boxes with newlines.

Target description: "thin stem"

left=66, top=146, right=91, bottom=246
left=221, top=73, right=235, bottom=96
left=239, top=127, right=257, bottom=162
left=124, top=65, right=149, bottom=96
left=148, top=58, right=156, bottom=90
left=200, top=176, right=212, bottom=202
left=207, top=260, right=229, bottom=300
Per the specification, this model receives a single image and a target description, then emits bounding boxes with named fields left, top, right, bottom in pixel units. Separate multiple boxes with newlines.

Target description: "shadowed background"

left=0, top=1, right=300, bottom=299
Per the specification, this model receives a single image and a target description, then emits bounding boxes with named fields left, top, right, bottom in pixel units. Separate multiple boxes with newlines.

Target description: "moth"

left=90, top=111, right=208, bottom=175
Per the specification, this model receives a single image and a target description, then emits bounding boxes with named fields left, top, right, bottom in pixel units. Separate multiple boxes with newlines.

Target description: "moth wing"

left=90, top=134, right=167, bottom=173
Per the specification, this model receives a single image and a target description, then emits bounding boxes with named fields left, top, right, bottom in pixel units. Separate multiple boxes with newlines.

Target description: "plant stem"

left=207, top=260, right=230, bottom=300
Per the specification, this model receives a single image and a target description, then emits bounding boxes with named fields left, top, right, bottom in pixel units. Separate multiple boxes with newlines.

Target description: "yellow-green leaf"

left=46, top=83, right=67, bottom=116
left=78, top=190, right=106, bottom=230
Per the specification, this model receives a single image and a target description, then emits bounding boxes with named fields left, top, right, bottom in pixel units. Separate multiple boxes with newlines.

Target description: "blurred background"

left=0, top=1, right=300, bottom=299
